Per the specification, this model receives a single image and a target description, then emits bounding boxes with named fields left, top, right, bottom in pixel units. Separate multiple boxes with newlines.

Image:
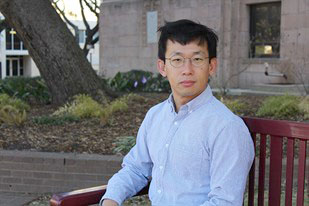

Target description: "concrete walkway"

left=0, top=192, right=38, bottom=206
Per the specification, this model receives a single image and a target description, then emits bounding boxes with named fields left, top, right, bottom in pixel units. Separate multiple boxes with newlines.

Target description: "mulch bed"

left=0, top=92, right=274, bottom=155
left=0, top=93, right=168, bottom=155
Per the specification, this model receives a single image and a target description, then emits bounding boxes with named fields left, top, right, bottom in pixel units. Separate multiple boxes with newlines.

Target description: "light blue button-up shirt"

left=101, top=86, right=255, bottom=206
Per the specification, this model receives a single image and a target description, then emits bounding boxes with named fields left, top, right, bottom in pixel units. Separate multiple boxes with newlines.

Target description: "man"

left=101, top=19, right=254, bottom=206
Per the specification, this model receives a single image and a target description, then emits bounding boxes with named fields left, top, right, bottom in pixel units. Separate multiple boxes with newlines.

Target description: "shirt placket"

left=156, top=106, right=188, bottom=199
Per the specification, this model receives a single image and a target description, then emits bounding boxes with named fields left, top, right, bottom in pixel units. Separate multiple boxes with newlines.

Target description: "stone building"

left=99, top=0, right=309, bottom=90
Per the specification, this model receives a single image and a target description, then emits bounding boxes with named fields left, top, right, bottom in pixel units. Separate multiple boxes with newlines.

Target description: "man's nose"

left=182, top=58, right=194, bottom=74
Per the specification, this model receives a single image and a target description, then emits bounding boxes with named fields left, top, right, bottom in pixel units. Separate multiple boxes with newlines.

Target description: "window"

left=6, top=59, right=10, bottom=76
left=6, top=57, right=24, bottom=77
left=19, top=58, right=24, bottom=76
left=6, top=29, right=12, bottom=50
left=12, top=60, right=18, bottom=76
left=249, top=2, right=281, bottom=58
left=13, top=33, right=22, bottom=50
left=5, top=28, right=26, bottom=50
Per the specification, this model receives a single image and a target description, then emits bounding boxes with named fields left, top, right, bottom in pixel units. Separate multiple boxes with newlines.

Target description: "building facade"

left=0, top=17, right=100, bottom=80
left=99, top=0, right=309, bottom=89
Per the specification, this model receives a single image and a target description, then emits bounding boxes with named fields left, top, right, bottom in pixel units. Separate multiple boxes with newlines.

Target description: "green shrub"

left=33, top=114, right=80, bottom=125
left=113, top=136, right=136, bottom=155
left=0, top=76, right=50, bottom=104
left=0, top=93, right=30, bottom=112
left=53, top=94, right=104, bottom=118
left=257, top=95, right=301, bottom=119
left=108, top=70, right=151, bottom=92
left=107, top=70, right=171, bottom=92
left=0, top=105, right=27, bottom=126
left=298, top=96, right=309, bottom=119
left=220, top=98, right=248, bottom=115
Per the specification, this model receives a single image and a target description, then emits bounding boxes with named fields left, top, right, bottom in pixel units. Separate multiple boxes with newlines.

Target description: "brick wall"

left=0, top=150, right=122, bottom=194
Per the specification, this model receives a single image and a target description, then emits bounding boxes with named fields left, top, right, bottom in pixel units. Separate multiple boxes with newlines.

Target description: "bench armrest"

left=50, top=184, right=149, bottom=206
left=50, top=185, right=107, bottom=206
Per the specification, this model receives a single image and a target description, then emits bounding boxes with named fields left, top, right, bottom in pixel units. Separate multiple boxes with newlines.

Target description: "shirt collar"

left=167, top=85, right=213, bottom=113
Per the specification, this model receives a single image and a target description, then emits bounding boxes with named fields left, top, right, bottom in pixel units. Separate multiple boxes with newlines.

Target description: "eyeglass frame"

left=165, top=55, right=210, bottom=68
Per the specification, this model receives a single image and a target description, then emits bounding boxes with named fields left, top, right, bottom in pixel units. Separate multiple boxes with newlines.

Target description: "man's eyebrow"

left=193, top=51, right=206, bottom=55
left=169, top=52, right=182, bottom=56
left=169, top=51, right=206, bottom=56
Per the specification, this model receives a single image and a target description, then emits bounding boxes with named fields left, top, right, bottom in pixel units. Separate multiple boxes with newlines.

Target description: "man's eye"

left=172, top=58, right=182, bottom=62
left=193, top=58, right=203, bottom=62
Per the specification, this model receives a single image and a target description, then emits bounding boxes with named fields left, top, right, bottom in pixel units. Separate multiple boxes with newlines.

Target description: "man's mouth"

left=180, top=80, right=195, bottom=87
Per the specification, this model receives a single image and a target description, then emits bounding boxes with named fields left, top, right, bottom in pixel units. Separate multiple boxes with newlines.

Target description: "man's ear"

left=209, top=58, right=217, bottom=76
left=157, top=59, right=167, bottom=77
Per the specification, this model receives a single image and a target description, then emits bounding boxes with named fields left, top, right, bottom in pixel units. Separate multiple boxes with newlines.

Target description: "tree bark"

left=0, top=19, right=9, bottom=33
left=0, top=0, right=107, bottom=105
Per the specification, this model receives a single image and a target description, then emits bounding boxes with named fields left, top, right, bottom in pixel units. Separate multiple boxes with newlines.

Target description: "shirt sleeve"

left=200, top=119, right=255, bottom=206
left=100, top=112, right=153, bottom=206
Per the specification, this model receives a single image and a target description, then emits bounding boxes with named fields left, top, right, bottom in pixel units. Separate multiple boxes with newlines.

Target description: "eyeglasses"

left=165, top=55, right=210, bottom=68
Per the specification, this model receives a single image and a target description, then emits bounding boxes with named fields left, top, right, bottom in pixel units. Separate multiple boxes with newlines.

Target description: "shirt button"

left=189, top=110, right=193, bottom=114
left=165, top=144, right=169, bottom=148
left=159, top=166, right=163, bottom=170
left=174, top=121, right=178, bottom=125
left=158, top=189, right=162, bottom=194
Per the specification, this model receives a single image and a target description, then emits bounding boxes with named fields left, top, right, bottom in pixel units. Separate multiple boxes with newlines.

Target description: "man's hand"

left=102, top=199, right=119, bottom=206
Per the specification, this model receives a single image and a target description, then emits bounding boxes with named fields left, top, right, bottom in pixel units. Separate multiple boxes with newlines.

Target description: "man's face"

left=157, top=40, right=217, bottom=103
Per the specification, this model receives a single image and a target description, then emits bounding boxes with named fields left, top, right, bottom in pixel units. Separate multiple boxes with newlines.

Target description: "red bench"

left=50, top=117, right=309, bottom=206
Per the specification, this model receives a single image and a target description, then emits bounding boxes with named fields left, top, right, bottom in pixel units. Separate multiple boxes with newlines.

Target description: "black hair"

left=158, top=19, right=218, bottom=62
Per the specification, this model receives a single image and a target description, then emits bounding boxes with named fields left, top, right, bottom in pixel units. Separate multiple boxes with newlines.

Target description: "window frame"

left=249, top=2, right=281, bottom=58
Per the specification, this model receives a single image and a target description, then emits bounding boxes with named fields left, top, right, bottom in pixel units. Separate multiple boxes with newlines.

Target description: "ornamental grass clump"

left=70, top=95, right=104, bottom=118
left=220, top=97, right=248, bottom=116
left=100, top=99, right=129, bottom=125
left=53, top=94, right=104, bottom=118
left=298, top=96, right=309, bottom=120
left=0, top=105, right=27, bottom=126
left=0, top=94, right=29, bottom=126
left=119, top=93, right=146, bottom=104
left=0, top=93, right=30, bottom=112
left=112, top=136, right=136, bottom=155
left=257, top=94, right=302, bottom=119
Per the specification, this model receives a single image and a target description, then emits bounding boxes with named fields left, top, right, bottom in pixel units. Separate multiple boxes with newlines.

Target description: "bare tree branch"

left=52, top=0, right=79, bottom=43
left=79, top=0, right=90, bottom=32
left=51, top=0, right=100, bottom=56
left=83, top=0, right=99, bottom=18
left=83, top=23, right=98, bottom=55
left=218, top=63, right=251, bottom=96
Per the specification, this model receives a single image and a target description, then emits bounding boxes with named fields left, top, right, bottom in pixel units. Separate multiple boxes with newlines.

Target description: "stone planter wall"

left=0, top=150, right=122, bottom=194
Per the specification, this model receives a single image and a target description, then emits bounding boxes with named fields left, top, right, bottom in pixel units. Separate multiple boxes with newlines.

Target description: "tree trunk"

left=0, top=0, right=107, bottom=105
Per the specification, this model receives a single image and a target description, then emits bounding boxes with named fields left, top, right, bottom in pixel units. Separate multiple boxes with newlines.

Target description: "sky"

left=58, top=0, right=98, bottom=21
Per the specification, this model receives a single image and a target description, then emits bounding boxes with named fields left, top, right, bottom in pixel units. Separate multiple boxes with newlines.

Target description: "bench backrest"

left=50, top=117, right=309, bottom=206
left=242, top=117, right=309, bottom=206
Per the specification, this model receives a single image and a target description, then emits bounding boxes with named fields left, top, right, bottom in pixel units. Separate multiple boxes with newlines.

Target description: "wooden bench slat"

left=248, top=133, right=256, bottom=206
left=258, top=134, right=267, bottom=206
left=268, top=135, right=283, bottom=206
left=296, top=140, right=307, bottom=206
left=285, top=138, right=295, bottom=206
